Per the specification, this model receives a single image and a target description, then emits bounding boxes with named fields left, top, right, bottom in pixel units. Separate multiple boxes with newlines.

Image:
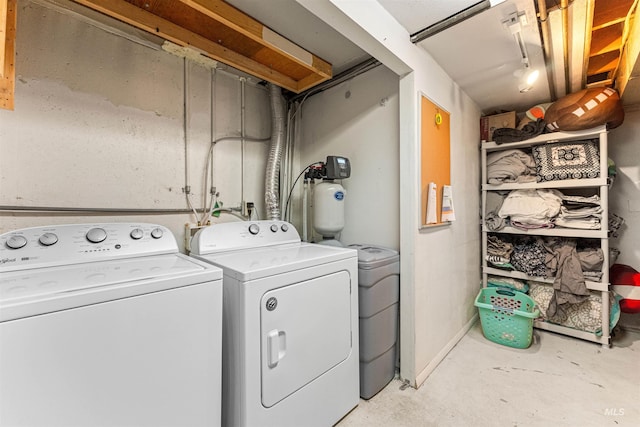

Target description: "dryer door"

left=260, top=270, right=352, bottom=408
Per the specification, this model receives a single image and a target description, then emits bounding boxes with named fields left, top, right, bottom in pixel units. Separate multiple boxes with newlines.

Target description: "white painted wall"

left=609, top=108, right=640, bottom=266
left=608, top=107, right=640, bottom=330
left=0, top=0, right=271, bottom=250
left=297, top=0, right=482, bottom=386
left=296, top=65, right=400, bottom=249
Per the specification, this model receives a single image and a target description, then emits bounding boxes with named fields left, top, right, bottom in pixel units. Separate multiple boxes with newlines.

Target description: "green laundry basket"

left=474, top=287, right=540, bottom=349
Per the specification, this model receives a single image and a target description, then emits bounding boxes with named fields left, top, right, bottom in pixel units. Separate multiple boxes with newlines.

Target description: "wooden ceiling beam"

left=72, top=0, right=331, bottom=93
left=176, top=0, right=331, bottom=79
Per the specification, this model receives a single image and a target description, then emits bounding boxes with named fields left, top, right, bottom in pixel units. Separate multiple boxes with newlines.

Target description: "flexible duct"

left=265, top=83, right=285, bottom=220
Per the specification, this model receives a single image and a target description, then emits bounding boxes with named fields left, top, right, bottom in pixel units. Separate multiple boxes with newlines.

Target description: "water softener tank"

left=313, top=181, right=346, bottom=238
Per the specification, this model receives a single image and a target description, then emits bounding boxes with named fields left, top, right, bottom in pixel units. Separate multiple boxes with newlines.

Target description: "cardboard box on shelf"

left=480, top=111, right=516, bottom=142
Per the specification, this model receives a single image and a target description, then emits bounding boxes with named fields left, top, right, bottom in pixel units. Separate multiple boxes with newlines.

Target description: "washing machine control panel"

left=0, top=223, right=178, bottom=272
left=190, top=220, right=301, bottom=255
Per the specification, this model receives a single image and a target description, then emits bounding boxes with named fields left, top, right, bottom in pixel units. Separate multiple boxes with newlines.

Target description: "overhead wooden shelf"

left=72, top=0, right=332, bottom=93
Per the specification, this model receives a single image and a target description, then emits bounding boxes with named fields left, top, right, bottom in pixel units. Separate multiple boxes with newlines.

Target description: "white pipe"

left=240, top=78, right=246, bottom=205
left=183, top=58, right=197, bottom=222
left=210, top=68, right=216, bottom=200
left=286, top=103, right=296, bottom=217
left=280, top=105, right=292, bottom=219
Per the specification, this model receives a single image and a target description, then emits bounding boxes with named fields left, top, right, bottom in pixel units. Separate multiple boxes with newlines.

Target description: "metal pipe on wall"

left=240, top=77, right=246, bottom=205
left=536, top=0, right=556, bottom=101
left=183, top=58, right=191, bottom=195
left=210, top=68, right=217, bottom=199
left=561, top=0, right=570, bottom=93
left=0, top=206, right=203, bottom=214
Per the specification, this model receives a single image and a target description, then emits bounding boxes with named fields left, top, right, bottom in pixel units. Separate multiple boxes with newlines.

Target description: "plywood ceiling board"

left=588, top=50, right=620, bottom=74
left=177, top=0, right=331, bottom=77
left=73, top=0, right=301, bottom=91
left=589, top=23, right=623, bottom=56
left=72, top=0, right=332, bottom=92
left=225, top=0, right=368, bottom=75
left=592, top=0, right=634, bottom=29
left=126, top=0, right=298, bottom=75
left=127, top=0, right=259, bottom=55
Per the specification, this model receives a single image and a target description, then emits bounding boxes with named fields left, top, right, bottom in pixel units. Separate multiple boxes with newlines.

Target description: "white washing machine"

left=0, top=223, right=223, bottom=427
left=190, top=220, right=359, bottom=427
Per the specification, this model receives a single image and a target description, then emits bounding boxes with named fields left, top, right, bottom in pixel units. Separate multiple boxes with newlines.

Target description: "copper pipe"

left=561, top=0, right=570, bottom=93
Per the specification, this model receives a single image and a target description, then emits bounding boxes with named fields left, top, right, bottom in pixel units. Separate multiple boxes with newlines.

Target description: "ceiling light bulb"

left=515, top=68, right=539, bottom=93
left=526, top=69, right=540, bottom=86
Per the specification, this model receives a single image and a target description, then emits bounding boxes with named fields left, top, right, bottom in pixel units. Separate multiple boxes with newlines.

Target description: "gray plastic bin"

left=349, top=244, right=400, bottom=400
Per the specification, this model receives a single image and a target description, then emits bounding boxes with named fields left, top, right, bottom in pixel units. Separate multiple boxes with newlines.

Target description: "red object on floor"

left=610, top=264, right=640, bottom=314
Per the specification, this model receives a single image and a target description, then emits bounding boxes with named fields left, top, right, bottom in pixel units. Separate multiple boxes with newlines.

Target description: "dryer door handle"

left=267, top=329, right=286, bottom=368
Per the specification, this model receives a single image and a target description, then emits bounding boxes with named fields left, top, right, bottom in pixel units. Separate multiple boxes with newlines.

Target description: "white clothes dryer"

left=0, top=223, right=223, bottom=427
left=190, top=220, right=359, bottom=427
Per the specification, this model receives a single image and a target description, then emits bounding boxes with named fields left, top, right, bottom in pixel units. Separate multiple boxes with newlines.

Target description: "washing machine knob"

left=280, top=224, right=289, bottom=232
left=248, top=224, right=260, bottom=235
left=130, top=228, right=144, bottom=240
left=270, top=224, right=278, bottom=233
left=39, top=233, right=58, bottom=246
left=86, top=228, right=107, bottom=244
left=151, top=228, right=163, bottom=239
left=6, top=235, right=27, bottom=249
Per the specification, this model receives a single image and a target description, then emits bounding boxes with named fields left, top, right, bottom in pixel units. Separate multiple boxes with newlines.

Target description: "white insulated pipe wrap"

left=265, top=83, right=285, bottom=220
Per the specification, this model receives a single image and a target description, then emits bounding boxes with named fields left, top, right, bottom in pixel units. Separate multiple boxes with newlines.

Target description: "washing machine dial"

left=270, top=224, right=278, bottom=233
left=248, top=224, right=260, bottom=235
left=151, top=228, right=163, bottom=239
left=6, top=235, right=27, bottom=250
left=39, top=233, right=58, bottom=246
left=280, top=224, right=289, bottom=232
left=86, top=228, right=107, bottom=244
left=130, top=228, right=144, bottom=240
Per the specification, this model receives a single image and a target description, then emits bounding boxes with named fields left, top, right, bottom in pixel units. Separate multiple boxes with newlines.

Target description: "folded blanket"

left=493, top=119, right=547, bottom=144
left=486, top=149, right=537, bottom=184
left=485, top=191, right=508, bottom=231
left=499, top=189, right=563, bottom=225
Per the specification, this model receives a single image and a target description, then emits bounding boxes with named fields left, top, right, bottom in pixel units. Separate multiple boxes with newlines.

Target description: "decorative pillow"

left=529, top=282, right=620, bottom=334
left=532, top=140, right=600, bottom=182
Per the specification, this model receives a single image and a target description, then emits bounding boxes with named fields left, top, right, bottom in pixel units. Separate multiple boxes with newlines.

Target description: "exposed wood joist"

left=0, top=0, right=16, bottom=110
left=616, top=0, right=640, bottom=104
left=586, top=0, right=636, bottom=87
left=71, top=0, right=332, bottom=93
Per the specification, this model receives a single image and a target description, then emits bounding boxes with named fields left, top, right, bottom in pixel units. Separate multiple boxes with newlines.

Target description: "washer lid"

left=192, top=242, right=357, bottom=281
left=348, top=244, right=399, bottom=269
left=0, top=253, right=222, bottom=321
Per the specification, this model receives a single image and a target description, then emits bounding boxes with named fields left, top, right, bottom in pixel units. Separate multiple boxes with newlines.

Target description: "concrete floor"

left=338, top=323, right=640, bottom=427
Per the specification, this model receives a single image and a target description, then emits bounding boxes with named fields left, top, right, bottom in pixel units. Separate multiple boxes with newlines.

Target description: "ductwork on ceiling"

left=265, top=83, right=286, bottom=221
